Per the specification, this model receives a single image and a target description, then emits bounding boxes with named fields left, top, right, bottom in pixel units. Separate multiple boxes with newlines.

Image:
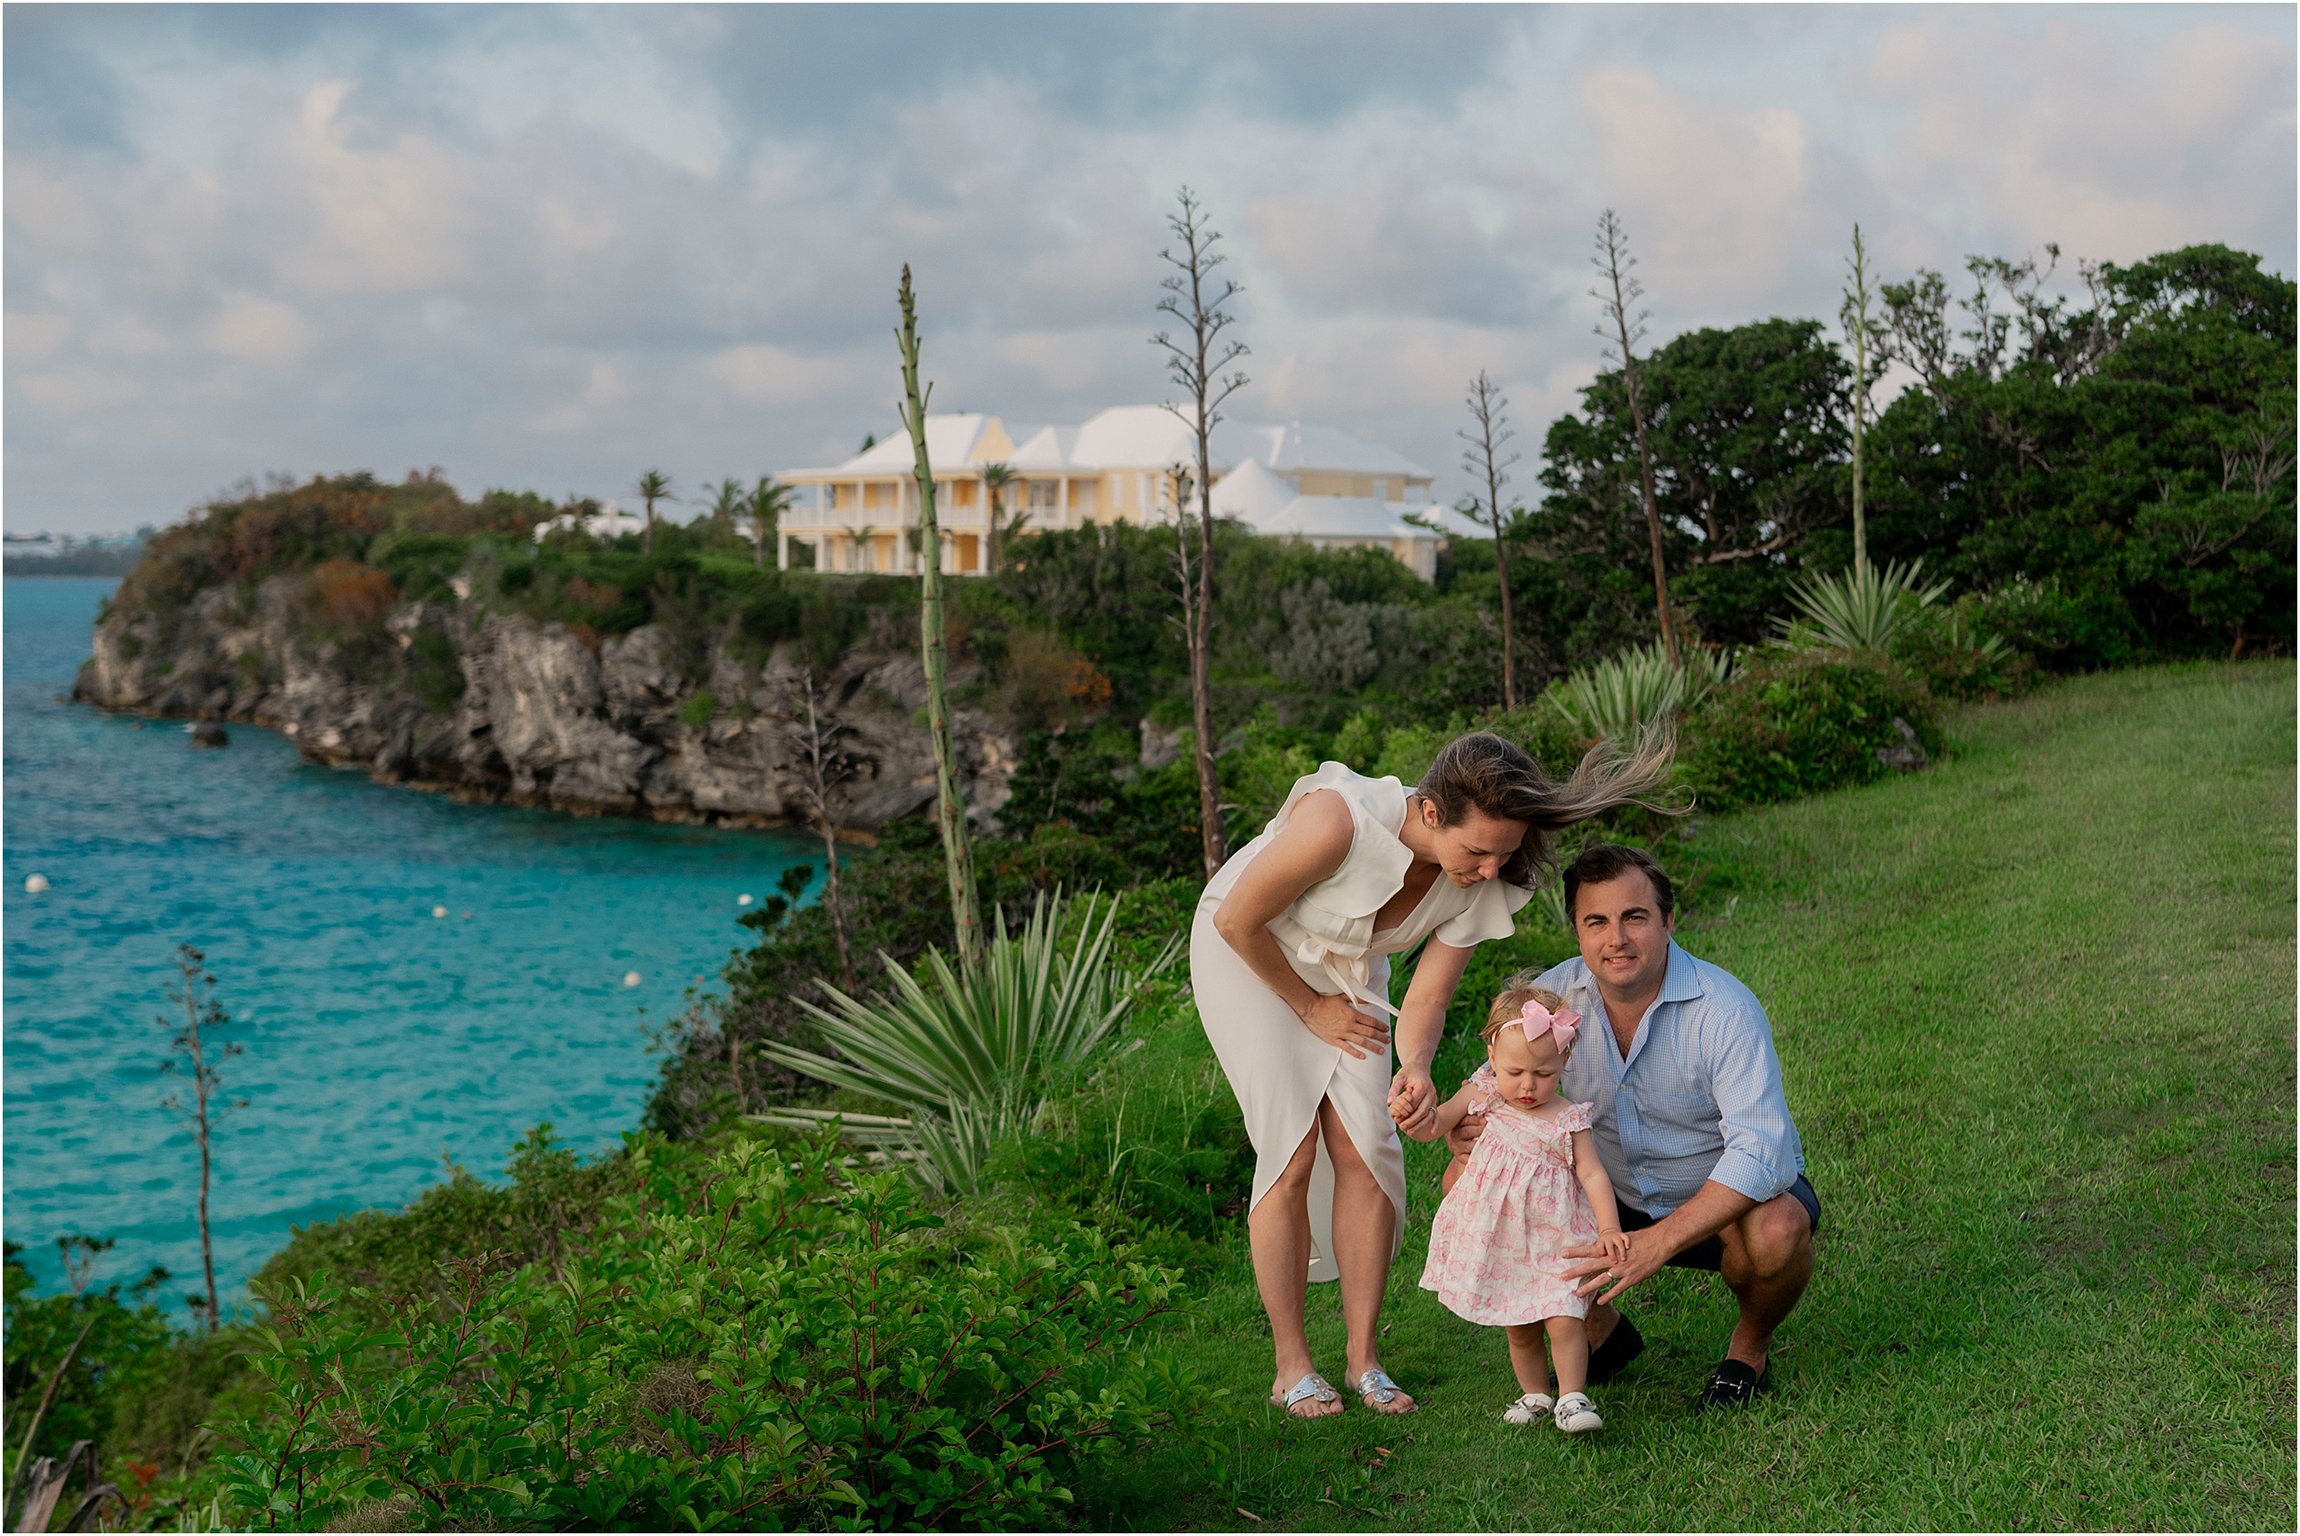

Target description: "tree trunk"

left=1192, top=447, right=1226, bottom=877
left=896, top=266, right=985, bottom=977
left=802, top=678, right=857, bottom=993
left=1622, top=359, right=1677, bottom=663
left=1493, top=513, right=1517, bottom=710
left=197, top=1116, right=216, bottom=1333
left=1848, top=223, right=1872, bottom=572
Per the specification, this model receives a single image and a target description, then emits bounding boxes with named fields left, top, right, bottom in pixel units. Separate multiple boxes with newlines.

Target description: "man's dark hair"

left=1563, top=843, right=1675, bottom=924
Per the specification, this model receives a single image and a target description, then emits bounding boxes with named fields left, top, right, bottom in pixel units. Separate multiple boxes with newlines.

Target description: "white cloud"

left=204, top=296, right=314, bottom=364
left=1869, top=12, right=2296, bottom=268
left=7, top=314, right=73, bottom=365
left=1577, top=63, right=1832, bottom=310
left=2, top=5, right=2290, bottom=533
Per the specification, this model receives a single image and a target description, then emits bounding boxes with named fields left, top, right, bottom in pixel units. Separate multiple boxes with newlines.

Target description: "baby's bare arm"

left=1395, top=1083, right=1473, bottom=1142
left=1572, top=1129, right=1631, bottom=1258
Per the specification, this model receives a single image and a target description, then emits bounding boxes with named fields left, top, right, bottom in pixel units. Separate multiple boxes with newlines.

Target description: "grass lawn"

left=1086, top=661, right=2296, bottom=1531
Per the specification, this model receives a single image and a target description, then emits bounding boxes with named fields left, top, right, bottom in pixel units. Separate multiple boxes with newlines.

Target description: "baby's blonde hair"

left=1482, top=984, right=1570, bottom=1052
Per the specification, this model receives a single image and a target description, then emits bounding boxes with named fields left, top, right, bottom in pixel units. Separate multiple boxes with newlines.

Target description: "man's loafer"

left=1552, top=1312, right=1645, bottom=1391
left=1695, top=1357, right=1768, bottom=1409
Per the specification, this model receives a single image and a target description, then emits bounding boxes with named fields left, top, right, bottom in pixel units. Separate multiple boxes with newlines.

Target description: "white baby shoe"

left=1503, top=1391, right=1554, bottom=1425
left=1553, top=1390, right=1604, bottom=1433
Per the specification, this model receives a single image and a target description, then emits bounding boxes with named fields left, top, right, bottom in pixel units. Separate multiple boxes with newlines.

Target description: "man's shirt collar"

left=1658, top=939, right=1703, bottom=1006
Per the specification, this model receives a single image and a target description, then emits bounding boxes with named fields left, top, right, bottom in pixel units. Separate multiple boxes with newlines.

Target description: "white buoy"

left=24, top=874, right=49, bottom=894
left=623, top=971, right=641, bottom=988
left=432, top=905, right=448, bottom=918
left=737, top=893, right=753, bottom=906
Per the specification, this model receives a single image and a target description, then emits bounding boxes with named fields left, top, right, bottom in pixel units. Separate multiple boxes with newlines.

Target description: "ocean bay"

left=3, top=577, right=813, bottom=1304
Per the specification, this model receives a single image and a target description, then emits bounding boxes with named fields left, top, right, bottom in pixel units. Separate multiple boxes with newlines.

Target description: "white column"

left=777, top=529, right=789, bottom=571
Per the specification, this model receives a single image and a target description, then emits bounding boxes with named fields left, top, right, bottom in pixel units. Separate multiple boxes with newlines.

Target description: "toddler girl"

left=1400, top=985, right=1630, bottom=1431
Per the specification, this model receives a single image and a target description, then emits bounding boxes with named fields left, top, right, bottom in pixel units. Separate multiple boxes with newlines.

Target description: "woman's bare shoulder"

left=1284, top=787, right=1354, bottom=840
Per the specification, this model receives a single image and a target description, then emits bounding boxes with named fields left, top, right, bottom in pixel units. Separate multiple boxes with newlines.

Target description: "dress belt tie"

left=1291, top=937, right=1401, bottom=1021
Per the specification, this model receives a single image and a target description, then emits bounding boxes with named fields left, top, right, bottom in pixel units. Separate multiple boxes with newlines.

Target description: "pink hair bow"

left=1520, top=999, right=1582, bottom=1054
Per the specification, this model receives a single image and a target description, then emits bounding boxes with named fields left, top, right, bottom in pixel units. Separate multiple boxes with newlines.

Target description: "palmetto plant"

left=705, top=476, right=746, bottom=529
left=1554, top=642, right=1735, bottom=745
left=1777, top=558, right=1950, bottom=655
left=751, top=891, right=1176, bottom=1194
left=634, top=468, right=673, bottom=555
left=746, top=476, right=792, bottom=569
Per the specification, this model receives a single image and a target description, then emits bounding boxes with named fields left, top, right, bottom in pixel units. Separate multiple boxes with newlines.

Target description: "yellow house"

left=775, top=406, right=1445, bottom=576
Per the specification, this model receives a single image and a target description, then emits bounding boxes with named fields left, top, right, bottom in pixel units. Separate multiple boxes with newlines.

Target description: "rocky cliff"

left=72, top=576, right=1017, bottom=833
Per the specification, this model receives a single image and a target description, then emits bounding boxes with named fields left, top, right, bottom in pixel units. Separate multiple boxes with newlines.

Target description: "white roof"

left=1007, top=424, right=1077, bottom=469
left=1230, top=421, right=1433, bottom=479
left=786, top=415, right=1003, bottom=477
left=1209, top=459, right=1297, bottom=526
left=791, top=406, right=1434, bottom=481
left=1259, top=495, right=1444, bottom=542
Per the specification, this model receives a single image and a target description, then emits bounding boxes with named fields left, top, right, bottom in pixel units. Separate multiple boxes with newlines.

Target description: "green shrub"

left=213, top=1140, right=1211, bottom=1531
left=1479, top=696, right=1590, bottom=777
left=1370, top=718, right=1452, bottom=783
left=1678, top=653, right=1939, bottom=813
left=3, top=1243, right=180, bottom=1476
left=408, top=624, right=466, bottom=715
left=368, top=532, right=472, bottom=603
left=1218, top=716, right=1318, bottom=837
left=1894, top=597, right=2028, bottom=701
left=676, top=689, right=718, bottom=732
left=255, top=1126, right=654, bottom=1310
left=1968, top=575, right=2118, bottom=669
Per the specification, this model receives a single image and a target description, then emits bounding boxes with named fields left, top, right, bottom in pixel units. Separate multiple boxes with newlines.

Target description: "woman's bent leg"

left=1320, top=1098, right=1415, bottom=1413
left=1248, top=1120, right=1335, bottom=1414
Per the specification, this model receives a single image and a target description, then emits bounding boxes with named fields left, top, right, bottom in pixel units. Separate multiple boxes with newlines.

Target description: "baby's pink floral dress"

left=1419, top=1065, right=1599, bottom=1325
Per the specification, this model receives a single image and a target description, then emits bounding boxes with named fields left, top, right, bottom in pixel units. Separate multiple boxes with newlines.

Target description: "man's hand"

left=1386, top=1064, right=1436, bottom=1139
left=1563, top=1227, right=1672, bottom=1307
left=1443, top=1108, right=1486, bottom=1162
left=1301, top=994, right=1389, bottom=1059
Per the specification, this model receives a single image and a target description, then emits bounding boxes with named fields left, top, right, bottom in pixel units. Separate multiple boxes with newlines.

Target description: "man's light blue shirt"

left=1538, top=941, right=1803, bottom=1218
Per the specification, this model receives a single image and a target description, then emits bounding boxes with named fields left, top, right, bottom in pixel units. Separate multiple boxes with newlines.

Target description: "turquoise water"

left=3, top=578, right=814, bottom=1306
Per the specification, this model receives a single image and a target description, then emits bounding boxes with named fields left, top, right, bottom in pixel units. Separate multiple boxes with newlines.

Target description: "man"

left=1442, top=843, right=1816, bottom=1407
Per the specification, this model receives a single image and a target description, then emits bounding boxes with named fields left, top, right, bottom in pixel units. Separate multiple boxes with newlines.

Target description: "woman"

left=1191, top=731, right=1670, bottom=1419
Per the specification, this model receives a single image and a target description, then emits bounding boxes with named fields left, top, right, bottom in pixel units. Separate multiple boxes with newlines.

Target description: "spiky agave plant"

left=1777, top=558, right=1951, bottom=655
left=750, top=890, right=1177, bottom=1194
left=1553, top=642, right=1735, bottom=745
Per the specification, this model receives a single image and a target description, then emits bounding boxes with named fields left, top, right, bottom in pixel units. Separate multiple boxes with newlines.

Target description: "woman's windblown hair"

left=1415, top=730, right=1684, bottom=888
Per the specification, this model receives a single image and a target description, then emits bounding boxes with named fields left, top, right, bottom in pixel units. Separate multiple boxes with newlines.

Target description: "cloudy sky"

left=6, top=2, right=2293, bottom=535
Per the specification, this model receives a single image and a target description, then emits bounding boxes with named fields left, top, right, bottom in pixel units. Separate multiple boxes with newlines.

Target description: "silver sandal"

left=1275, top=1371, right=1340, bottom=1416
left=1355, top=1367, right=1417, bottom=1414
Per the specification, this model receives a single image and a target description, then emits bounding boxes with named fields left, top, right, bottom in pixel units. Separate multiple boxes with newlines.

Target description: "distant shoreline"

left=5, top=559, right=137, bottom=577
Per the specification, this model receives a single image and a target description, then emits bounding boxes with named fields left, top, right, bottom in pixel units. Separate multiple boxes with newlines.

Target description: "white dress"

left=1190, top=762, right=1533, bottom=1282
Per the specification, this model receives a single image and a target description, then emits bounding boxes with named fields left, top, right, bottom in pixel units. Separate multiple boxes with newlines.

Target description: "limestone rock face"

left=72, top=575, right=1015, bottom=833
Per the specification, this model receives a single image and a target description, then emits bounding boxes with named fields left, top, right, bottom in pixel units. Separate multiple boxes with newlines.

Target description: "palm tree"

left=706, top=476, right=746, bottom=532
left=634, top=469, right=673, bottom=554
left=980, top=462, right=1014, bottom=573
left=747, top=476, right=792, bottom=570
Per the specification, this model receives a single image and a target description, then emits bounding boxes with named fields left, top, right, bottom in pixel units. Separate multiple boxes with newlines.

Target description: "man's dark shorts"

left=1617, top=1175, right=1820, bottom=1273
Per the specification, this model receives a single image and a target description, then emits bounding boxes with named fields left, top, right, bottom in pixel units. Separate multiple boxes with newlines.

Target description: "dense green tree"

left=1868, top=242, right=2294, bottom=658
left=1536, top=316, right=1853, bottom=648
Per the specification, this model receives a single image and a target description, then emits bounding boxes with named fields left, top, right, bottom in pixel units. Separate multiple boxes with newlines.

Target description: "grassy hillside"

left=1088, top=661, right=2295, bottom=1531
